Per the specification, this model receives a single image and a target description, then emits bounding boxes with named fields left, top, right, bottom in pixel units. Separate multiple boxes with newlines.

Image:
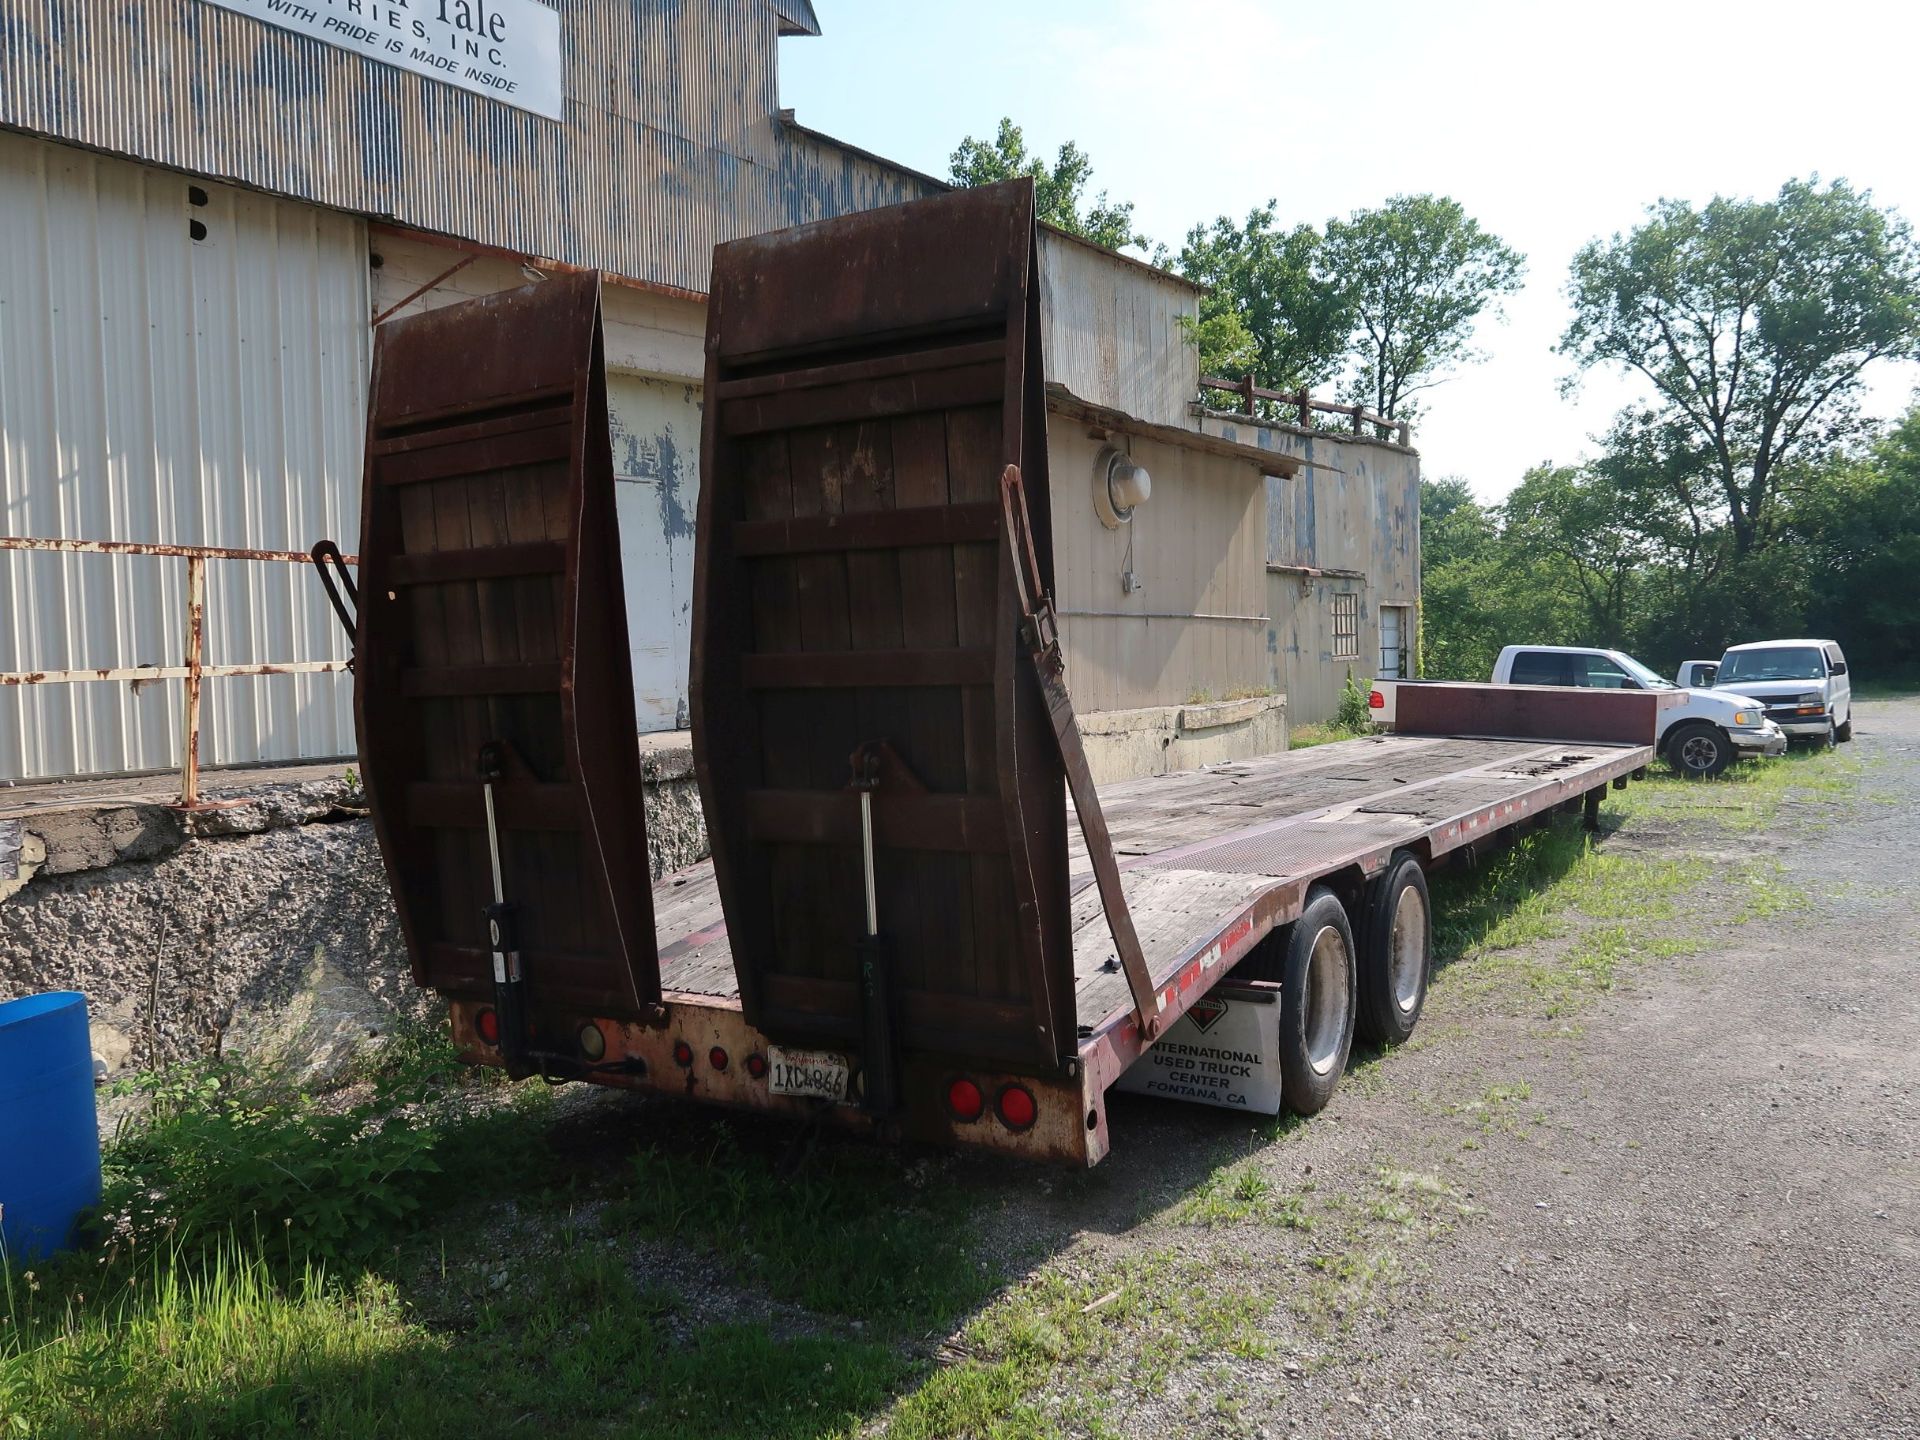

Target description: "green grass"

left=1288, top=721, right=1383, bottom=749
left=1424, top=737, right=1861, bottom=1021
left=602, top=1126, right=995, bottom=1330
left=1425, top=818, right=1710, bottom=1020
left=1612, top=743, right=1860, bottom=832
left=0, top=1048, right=978, bottom=1440
left=1, top=1234, right=909, bottom=1440
left=1170, top=1161, right=1313, bottom=1231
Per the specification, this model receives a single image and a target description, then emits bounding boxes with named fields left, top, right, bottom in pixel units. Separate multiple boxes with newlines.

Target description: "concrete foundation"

left=0, top=735, right=709, bottom=1084
left=1078, top=695, right=1288, bottom=784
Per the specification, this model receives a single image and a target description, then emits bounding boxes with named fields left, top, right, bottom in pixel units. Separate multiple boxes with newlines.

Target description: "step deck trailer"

left=339, top=181, right=1664, bottom=1167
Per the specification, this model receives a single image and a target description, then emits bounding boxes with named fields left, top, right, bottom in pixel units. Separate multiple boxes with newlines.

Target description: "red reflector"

left=672, top=1040, right=693, bottom=1068
left=996, top=1084, right=1038, bottom=1132
left=474, top=1008, right=500, bottom=1046
left=947, top=1078, right=984, bottom=1122
left=746, top=1053, right=768, bottom=1079
left=708, top=1046, right=729, bottom=1072
left=1368, top=689, right=1385, bottom=709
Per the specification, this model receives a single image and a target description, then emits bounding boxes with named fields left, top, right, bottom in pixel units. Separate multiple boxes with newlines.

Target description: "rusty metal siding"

left=1195, top=414, right=1422, bottom=725
left=0, top=1, right=941, bottom=298
left=0, top=131, right=365, bottom=779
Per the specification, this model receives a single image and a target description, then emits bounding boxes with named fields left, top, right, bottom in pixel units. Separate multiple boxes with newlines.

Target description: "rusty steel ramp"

left=692, top=179, right=1086, bottom=1073
left=353, top=273, right=663, bottom=1026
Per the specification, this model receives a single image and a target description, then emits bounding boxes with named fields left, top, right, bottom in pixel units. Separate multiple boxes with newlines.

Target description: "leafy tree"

left=1170, top=204, right=1354, bottom=395
left=1417, top=477, right=1580, bottom=680
left=1787, top=405, right=1920, bottom=674
left=948, top=118, right=1143, bottom=252
left=1562, top=177, right=1920, bottom=556
left=1501, top=464, right=1663, bottom=645
left=1321, top=195, right=1525, bottom=422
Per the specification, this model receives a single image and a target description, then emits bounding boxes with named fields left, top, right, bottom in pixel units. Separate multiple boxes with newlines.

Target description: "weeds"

left=1172, top=1162, right=1312, bottom=1232
left=1289, top=673, right=1380, bottom=749
left=90, top=1032, right=548, bottom=1278
left=605, top=1127, right=992, bottom=1332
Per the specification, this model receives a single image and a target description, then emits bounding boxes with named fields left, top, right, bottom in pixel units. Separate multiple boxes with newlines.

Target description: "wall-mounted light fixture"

left=1093, top=446, right=1151, bottom=529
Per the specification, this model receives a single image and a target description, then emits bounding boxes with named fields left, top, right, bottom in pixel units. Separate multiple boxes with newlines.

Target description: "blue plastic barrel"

left=0, top=992, right=102, bottom=1262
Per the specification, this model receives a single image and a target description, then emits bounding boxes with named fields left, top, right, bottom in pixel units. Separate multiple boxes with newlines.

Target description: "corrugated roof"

left=773, top=1, right=821, bottom=36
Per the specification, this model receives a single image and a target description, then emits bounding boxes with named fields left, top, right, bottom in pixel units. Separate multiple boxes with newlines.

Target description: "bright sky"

left=781, top=0, right=1920, bottom=500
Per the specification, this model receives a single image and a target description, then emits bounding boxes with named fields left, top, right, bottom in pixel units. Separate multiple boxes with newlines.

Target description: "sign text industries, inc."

left=206, top=0, right=565, bottom=120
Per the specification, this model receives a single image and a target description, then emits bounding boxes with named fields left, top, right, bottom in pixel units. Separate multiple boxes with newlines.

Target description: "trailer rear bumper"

left=448, top=996, right=1105, bottom=1165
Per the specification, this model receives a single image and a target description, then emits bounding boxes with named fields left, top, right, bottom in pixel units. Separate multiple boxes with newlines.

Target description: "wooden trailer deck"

left=652, top=731, right=1649, bottom=1041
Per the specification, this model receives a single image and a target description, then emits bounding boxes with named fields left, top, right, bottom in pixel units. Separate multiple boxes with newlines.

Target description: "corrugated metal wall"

left=0, top=132, right=365, bottom=779
left=1193, top=414, right=1423, bottom=725
left=1039, top=231, right=1199, bottom=429
left=609, top=373, right=703, bottom=732
left=0, top=0, right=939, bottom=297
left=1050, top=428, right=1269, bottom=714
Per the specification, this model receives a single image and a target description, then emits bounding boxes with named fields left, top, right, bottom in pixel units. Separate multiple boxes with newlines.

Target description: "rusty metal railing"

left=0, top=536, right=358, bottom=808
left=1199, top=375, right=1412, bottom=446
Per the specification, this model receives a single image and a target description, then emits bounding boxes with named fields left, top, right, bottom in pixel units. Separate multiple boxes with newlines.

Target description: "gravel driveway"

left=986, top=697, right=1920, bottom=1439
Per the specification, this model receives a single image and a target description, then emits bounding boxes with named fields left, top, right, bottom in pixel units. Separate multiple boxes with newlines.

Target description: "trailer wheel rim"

left=1390, top=885, right=1428, bottom=1014
left=1679, top=733, right=1720, bottom=771
left=1303, top=924, right=1351, bottom=1075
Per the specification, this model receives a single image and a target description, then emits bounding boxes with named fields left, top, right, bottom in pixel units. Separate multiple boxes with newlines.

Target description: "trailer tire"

left=1665, top=722, right=1732, bottom=779
left=1355, top=853, right=1431, bottom=1047
left=1278, top=887, right=1357, bottom=1116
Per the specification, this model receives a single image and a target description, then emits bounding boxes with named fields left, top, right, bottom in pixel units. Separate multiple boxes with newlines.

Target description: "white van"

left=1715, top=640, right=1853, bottom=745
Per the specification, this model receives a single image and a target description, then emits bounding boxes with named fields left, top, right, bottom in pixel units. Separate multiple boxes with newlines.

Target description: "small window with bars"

left=1331, top=593, right=1359, bottom=659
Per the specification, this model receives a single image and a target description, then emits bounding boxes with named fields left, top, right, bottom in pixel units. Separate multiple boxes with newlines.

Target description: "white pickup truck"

left=1370, top=645, right=1786, bottom=777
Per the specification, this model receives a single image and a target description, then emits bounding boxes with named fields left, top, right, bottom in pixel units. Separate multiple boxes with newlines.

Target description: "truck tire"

left=1835, top=716, right=1853, bottom=743
left=1355, top=853, right=1431, bottom=1047
left=1665, top=722, right=1732, bottom=779
left=1278, top=887, right=1357, bottom=1117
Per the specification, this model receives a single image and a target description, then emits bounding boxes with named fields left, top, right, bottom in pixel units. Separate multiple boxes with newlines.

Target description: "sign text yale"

left=205, top=0, right=566, bottom=119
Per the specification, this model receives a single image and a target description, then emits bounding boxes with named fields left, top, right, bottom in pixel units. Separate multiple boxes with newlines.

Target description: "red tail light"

left=745, top=1053, right=768, bottom=1079
left=708, top=1046, right=729, bottom=1072
left=474, top=1008, right=500, bottom=1046
left=946, top=1077, right=984, bottom=1122
left=1368, top=689, right=1385, bottom=709
left=672, top=1040, right=693, bottom=1068
left=996, top=1084, right=1038, bottom=1132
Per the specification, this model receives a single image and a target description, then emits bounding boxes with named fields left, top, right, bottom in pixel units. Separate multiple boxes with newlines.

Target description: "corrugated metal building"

left=1, top=0, right=1419, bottom=781
left=1039, top=238, right=1422, bottom=740
left=0, top=0, right=939, bottom=777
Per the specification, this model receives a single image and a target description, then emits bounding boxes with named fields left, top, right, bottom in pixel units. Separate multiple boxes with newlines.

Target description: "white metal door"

left=608, top=374, right=703, bottom=732
left=0, top=133, right=367, bottom=780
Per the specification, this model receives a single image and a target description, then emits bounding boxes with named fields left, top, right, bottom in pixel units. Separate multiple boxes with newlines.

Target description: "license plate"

left=767, top=1046, right=850, bottom=1102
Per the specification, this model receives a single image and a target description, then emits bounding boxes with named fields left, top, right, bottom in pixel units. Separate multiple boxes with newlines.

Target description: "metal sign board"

left=204, top=0, right=565, bottom=120
left=1114, top=986, right=1282, bottom=1115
